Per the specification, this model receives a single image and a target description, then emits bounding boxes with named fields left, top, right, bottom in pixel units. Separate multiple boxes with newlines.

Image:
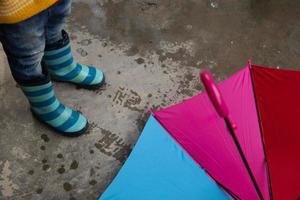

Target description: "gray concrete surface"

left=1, top=0, right=300, bottom=199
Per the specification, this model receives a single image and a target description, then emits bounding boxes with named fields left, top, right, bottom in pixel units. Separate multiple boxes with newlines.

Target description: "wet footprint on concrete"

left=94, top=128, right=132, bottom=163
left=85, top=122, right=99, bottom=135
left=75, top=82, right=107, bottom=95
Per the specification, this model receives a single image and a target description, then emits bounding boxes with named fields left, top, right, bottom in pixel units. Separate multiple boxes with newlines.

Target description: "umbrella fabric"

left=100, top=63, right=300, bottom=200
left=99, top=116, right=230, bottom=200
left=252, top=65, right=300, bottom=200
left=154, top=67, right=269, bottom=200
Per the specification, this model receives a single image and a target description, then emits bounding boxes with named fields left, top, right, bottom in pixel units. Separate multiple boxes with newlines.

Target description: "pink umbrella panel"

left=154, top=65, right=270, bottom=200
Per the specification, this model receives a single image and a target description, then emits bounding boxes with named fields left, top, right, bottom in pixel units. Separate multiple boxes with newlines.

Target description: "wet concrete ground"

left=0, top=0, right=300, bottom=199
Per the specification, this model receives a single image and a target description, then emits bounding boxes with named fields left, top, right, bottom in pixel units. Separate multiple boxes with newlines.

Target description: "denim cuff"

left=45, top=30, right=70, bottom=51
left=16, top=63, right=50, bottom=86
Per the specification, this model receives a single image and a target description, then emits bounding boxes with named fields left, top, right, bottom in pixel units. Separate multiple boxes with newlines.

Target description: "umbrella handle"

left=200, top=69, right=265, bottom=200
left=200, top=70, right=237, bottom=130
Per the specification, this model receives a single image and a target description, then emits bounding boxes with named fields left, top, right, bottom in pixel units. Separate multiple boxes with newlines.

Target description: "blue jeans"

left=0, top=0, right=71, bottom=83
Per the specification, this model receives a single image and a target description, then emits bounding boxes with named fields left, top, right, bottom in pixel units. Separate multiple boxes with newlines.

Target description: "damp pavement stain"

left=0, top=161, right=19, bottom=198
left=70, top=161, right=79, bottom=170
left=1, top=0, right=300, bottom=199
left=63, top=182, right=73, bottom=192
left=57, top=165, right=66, bottom=174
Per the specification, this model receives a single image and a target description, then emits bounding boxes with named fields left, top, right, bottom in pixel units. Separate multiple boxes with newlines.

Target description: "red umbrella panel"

left=252, top=65, right=300, bottom=200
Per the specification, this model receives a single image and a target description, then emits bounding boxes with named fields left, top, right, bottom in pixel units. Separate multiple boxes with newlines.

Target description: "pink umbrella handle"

left=200, top=70, right=237, bottom=130
left=200, top=69, right=264, bottom=200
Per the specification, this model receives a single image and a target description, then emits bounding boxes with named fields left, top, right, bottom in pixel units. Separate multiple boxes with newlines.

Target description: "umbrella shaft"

left=225, top=118, right=264, bottom=200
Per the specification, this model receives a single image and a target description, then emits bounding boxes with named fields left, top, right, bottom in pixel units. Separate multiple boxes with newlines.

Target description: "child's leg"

left=0, top=12, right=47, bottom=84
left=43, top=0, right=105, bottom=89
left=45, top=0, right=72, bottom=45
left=0, top=9, right=88, bottom=136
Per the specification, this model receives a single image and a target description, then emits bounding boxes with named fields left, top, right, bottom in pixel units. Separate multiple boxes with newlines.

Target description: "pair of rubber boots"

left=19, top=30, right=105, bottom=136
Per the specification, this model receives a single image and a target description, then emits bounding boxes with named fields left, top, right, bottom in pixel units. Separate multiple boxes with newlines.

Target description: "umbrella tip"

left=148, top=109, right=155, bottom=115
left=248, top=59, right=252, bottom=68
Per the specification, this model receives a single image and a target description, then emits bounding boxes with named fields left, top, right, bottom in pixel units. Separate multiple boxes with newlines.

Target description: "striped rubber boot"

left=20, top=80, right=88, bottom=136
left=43, top=30, right=105, bottom=89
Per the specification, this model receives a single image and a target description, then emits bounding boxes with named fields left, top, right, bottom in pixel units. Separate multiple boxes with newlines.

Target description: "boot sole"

left=51, top=74, right=106, bottom=90
left=31, top=109, right=89, bottom=137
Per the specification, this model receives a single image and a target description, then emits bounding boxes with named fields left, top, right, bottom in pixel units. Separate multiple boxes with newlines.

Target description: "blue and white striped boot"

left=43, top=30, right=105, bottom=89
left=20, top=79, right=88, bottom=136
